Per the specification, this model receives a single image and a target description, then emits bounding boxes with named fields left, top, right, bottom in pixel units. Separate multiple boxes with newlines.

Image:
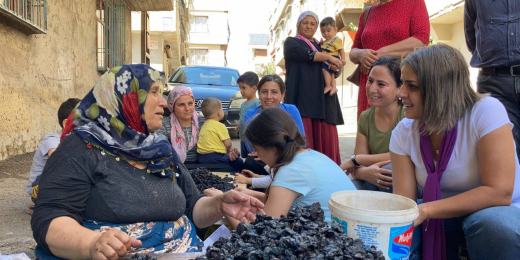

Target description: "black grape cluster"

left=189, top=168, right=236, bottom=193
left=197, top=203, right=385, bottom=260
left=130, top=254, right=158, bottom=260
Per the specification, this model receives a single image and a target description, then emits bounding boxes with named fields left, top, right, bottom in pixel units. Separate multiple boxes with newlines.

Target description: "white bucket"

left=328, top=190, right=419, bottom=260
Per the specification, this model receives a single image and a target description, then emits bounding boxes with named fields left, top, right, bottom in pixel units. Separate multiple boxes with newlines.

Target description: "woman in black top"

left=284, top=11, right=344, bottom=165
left=31, top=64, right=264, bottom=260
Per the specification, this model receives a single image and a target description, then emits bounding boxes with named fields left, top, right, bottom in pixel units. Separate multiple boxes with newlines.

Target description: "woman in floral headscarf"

left=283, top=11, right=344, bottom=165
left=31, top=64, right=264, bottom=260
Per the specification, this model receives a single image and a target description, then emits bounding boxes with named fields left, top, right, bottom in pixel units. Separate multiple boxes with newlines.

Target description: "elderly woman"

left=31, top=64, right=264, bottom=260
left=391, top=44, right=520, bottom=259
left=350, top=0, right=429, bottom=118
left=284, top=11, right=344, bottom=165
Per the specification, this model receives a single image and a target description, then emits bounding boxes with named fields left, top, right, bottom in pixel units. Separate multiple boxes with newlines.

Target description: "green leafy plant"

left=348, top=22, right=358, bottom=31
left=257, top=62, right=276, bottom=78
left=429, top=36, right=436, bottom=46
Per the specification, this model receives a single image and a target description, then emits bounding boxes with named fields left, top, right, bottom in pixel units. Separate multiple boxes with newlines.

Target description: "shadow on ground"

left=0, top=152, right=36, bottom=258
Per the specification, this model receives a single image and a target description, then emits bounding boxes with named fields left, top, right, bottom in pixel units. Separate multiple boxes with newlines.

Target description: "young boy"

left=26, top=98, right=80, bottom=214
left=237, top=71, right=260, bottom=158
left=320, top=17, right=346, bottom=96
left=197, top=97, right=243, bottom=171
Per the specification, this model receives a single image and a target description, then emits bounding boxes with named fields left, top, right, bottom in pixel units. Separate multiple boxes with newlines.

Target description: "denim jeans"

left=410, top=203, right=520, bottom=260
left=477, top=72, right=520, bottom=162
left=198, top=152, right=244, bottom=172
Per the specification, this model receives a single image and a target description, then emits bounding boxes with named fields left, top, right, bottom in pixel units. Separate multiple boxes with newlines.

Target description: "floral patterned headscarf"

left=68, top=64, right=179, bottom=179
left=167, top=85, right=199, bottom=163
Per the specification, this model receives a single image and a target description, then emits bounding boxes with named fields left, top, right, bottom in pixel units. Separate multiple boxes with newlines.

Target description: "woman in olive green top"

left=341, top=57, right=404, bottom=191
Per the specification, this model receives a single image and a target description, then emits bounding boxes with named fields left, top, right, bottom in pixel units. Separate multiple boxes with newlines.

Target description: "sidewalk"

left=338, top=106, right=357, bottom=162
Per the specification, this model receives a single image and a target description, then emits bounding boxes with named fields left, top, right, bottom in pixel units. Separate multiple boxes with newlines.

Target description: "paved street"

left=0, top=107, right=357, bottom=258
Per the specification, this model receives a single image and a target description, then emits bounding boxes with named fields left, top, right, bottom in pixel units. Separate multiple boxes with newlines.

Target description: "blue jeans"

left=198, top=152, right=244, bottom=172
left=477, top=72, right=520, bottom=162
left=240, top=140, right=248, bottom=159
left=410, top=203, right=520, bottom=260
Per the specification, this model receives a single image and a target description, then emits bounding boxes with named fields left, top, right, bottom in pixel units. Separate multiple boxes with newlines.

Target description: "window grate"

left=96, top=0, right=126, bottom=71
left=0, top=0, right=47, bottom=33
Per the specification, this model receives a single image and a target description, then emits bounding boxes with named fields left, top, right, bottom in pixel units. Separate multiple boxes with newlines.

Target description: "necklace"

left=430, top=135, right=439, bottom=155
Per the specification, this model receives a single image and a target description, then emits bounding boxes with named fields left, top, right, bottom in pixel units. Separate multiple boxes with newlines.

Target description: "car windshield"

left=169, top=67, right=239, bottom=86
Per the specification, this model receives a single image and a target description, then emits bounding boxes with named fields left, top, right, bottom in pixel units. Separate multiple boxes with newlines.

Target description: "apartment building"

left=130, top=0, right=192, bottom=79
left=188, top=0, right=230, bottom=66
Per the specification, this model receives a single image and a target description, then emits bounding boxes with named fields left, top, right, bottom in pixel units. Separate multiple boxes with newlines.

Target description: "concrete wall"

left=0, top=1, right=132, bottom=160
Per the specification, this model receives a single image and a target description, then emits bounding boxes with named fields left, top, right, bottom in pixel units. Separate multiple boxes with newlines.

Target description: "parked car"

left=163, top=66, right=246, bottom=137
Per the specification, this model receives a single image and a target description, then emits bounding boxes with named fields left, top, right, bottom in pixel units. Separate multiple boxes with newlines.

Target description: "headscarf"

left=296, top=11, right=320, bottom=51
left=65, top=64, right=179, bottom=179
left=297, top=11, right=319, bottom=29
left=167, top=85, right=199, bottom=163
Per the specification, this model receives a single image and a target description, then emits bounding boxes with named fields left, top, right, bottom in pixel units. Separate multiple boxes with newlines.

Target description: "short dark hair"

left=165, top=45, right=171, bottom=49
left=200, top=97, right=221, bottom=118
left=258, top=74, right=286, bottom=94
left=58, top=98, right=81, bottom=128
left=320, top=17, right=336, bottom=28
left=237, top=71, right=259, bottom=87
left=245, top=107, right=306, bottom=177
left=372, top=56, right=403, bottom=87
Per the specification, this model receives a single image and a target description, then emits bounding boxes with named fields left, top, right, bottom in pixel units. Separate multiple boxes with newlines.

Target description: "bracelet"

left=424, top=202, right=430, bottom=231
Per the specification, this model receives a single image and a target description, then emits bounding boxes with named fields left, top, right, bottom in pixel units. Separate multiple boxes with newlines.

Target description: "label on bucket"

left=388, top=223, right=414, bottom=260
left=331, top=216, right=348, bottom=235
left=353, top=225, right=381, bottom=248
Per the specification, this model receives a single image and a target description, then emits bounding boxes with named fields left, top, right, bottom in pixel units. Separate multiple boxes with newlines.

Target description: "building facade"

left=130, top=0, right=192, bottom=79
left=188, top=0, right=230, bottom=67
left=0, top=0, right=173, bottom=160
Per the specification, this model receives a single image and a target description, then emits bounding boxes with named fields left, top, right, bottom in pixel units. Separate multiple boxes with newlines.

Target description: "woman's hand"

left=340, top=159, right=356, bottom=173
left=414, top=202, right=429, bottom=227
left=354, top=160, right=392, bottom=189
left=328, top=56, right=344, bottom=70
left=89, top=229, right=142, bottom=260
left=358, top=49, right=378, bottom=74
left=204, top=187, right=224, bottom=197
left=220, top=190, right=265, bottom=223
left=234, top=174, right=251, bottom=185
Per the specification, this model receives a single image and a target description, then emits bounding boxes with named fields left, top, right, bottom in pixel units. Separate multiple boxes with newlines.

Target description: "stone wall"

left=0, top=1, right=132, bottom=160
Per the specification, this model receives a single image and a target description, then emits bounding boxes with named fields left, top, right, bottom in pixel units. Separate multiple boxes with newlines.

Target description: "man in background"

left=465, top=0, right=520, bottom=161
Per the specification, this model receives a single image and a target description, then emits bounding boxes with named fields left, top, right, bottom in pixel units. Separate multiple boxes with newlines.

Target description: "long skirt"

left=301, top=117, right=341, bottom=165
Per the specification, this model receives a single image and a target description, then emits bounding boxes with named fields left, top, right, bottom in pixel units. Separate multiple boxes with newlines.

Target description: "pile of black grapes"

left=189, top=168, right=236, bottom=193
left=130, top=254, right=158, bottom=260
left=197, top=203, right=385, bottom=260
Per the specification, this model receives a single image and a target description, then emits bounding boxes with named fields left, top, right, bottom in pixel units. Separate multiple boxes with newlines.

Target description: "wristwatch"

left=350, top=154, right=361, bottom=167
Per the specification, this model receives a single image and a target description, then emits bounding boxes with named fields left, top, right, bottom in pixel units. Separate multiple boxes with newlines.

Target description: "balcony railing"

left=0, top=0, right=47, bottom=34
